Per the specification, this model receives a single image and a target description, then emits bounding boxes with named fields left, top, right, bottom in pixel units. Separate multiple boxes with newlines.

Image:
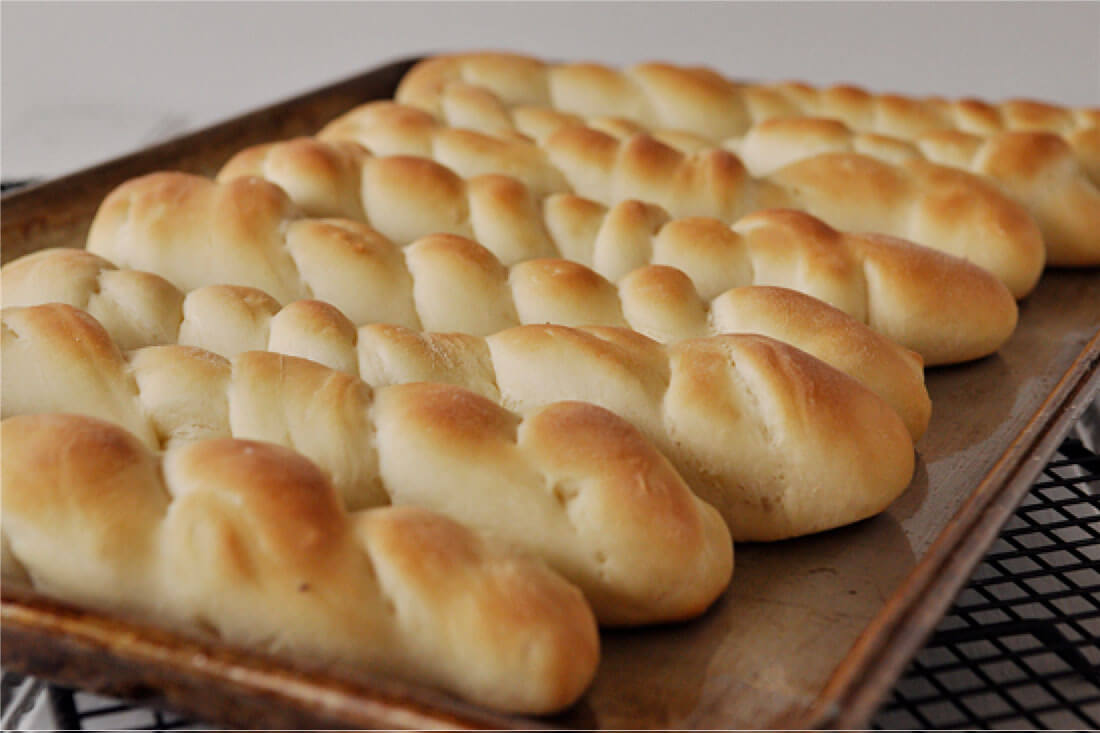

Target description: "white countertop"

left=3, top=1, right=1098, bottom=181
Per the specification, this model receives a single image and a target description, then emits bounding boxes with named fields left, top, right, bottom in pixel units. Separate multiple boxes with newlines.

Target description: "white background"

left=3, top=1, right=1099, bottom=180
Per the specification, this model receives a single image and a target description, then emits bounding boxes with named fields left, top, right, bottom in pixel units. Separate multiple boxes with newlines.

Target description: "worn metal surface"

left=2, top=55, right=1099, bottom=730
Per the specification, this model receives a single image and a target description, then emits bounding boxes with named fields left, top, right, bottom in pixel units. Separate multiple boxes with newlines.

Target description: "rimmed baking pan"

left=3, top=54, right=1099, bottom=730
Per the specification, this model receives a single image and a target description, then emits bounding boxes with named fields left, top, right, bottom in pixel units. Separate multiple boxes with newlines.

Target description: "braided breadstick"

left=1, top=412, right=599, bottom=714
left=3, top=247, right=930, bottom=437
left=2, top=302, right=914, bottom=544
left=100, top=165, right=1015, bottom=369
left=394, top=52, right=1100, bottom=166
left=443, top=103, right=1098, bottom=267
left=312, top=102, right=1044, bottom=297
left=734, top=122, right=1100, bottom=266
left=1, top=303, right=733, bottom=625
left=6, top=244, right=931, bottom=438
left=349, top=321, right=916, bottom=544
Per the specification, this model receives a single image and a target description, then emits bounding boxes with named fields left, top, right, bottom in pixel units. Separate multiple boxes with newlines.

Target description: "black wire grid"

left=1, top=437, right=1094, bottom=731
left=875, top=437, right=1100, bottom=730
left=47, top=688, right=196, bottom=731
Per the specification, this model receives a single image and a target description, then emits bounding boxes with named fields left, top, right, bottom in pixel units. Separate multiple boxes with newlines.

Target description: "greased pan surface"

left=3, top=55, right=1099, bottom=730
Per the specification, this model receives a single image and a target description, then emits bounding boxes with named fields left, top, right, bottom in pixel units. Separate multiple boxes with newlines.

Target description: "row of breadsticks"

left=398, top=52, right=1100, bottom=188
left=3, top=51, right=1094, bottom=716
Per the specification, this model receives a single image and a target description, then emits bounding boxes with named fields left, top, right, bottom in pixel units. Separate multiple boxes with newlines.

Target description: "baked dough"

left=1, top=412, right=599, bottom=714
left=5, top=246, right=932, bottom=438
left=84, top=169, right=1018, bottom=366
left=312, top=102, right=1044, bottom=296
left=728, top=121, right=1100, bottom=266
left=1, top=303, right=733, bottom=625
left=394, top=51, right=1099, bottom=182
left=412, top=102, right=1095, bottom=268
left=2, top=302, right=915, bottom=543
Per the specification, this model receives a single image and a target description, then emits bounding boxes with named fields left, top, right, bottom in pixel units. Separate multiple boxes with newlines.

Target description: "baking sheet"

left=2, top=55, right=1099, bottom=730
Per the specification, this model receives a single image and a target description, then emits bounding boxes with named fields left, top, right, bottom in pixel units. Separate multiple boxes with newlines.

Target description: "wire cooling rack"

left=3, top=430, right=1096, bottom=731
left=873, top=435, right=1100, bottom=730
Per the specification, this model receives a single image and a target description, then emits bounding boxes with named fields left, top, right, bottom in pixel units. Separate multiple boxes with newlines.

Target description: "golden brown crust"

left=510, top=258, right=627, bottom=328
left=770, top=153, right=1044, bottom=295
left=405, top=233, right=518, bottom=334
left=178, top=284, right=283, bottom=358
left=218, top=137, right=368, bottom=219
left=356, top=505, right=599, bottom=710
left=707, top=285, right=932, bottom=438
left=79, top=173, right=971, bottom=379
left=851, top=233, right=1019, bottom=364
left=734, top=116, right=919, bottom=174
left=357, top=323, right=500, bottom=401
left=544, top=114, right=1100, bottom=267
left=619, top=265, right=710, bottom=341
left=520, top=399, right=730, bottom=620
left=168, top=141, right=1020, bottom=362
left=396, top=54, right=1097, bottom=270
left=1067, top=127, right=1100, bottom=187
left=1, top=413, right=600, bottom=714
left=1, top=301, right=157, bottom=446
left=318, top=103, right=567, bottom=198
left=3, top=301, right=913, bottom=543
left=316, top=103, right=1045, bottom=295
left=1, top=413, right=168, bottom=609
left=479, top=325, right=916, bottom=541
left=629, top=62, right=751, bottom=139
left=397, top=52, right=1098, bottom=137
left=485, top=324, right=671, bottom=442
left=0, top=248, right=184, bottom=351
left=87, top=173, right=306, bottom=302
left=1, top=303, right=733, bottom=625
left=728, top=118, right=1100, bottom=267
left=8, top=243, right=933, bottom=436
left=663, top=334, right=915, bottom=540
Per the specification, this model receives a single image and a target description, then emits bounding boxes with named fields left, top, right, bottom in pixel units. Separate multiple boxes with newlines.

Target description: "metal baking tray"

left=3, top=55, right=1099, bottom=730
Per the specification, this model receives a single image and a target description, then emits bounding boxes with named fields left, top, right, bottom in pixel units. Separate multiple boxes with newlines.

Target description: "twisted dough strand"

left=107, top=162, right=1016, bottom=367
left=1, top=412, right=599, bottom=714
left=2, top=299, right=914, bottom=544
left=395, top=52, right=1100, bottom=153
left=21, top=222, right=932, bottom=435
left=312, top=102, right=1044, bottom=296
left=395, top=53, right=1100, bottom=229
left=5, top=244, right=931, bottom=438
left=1, top=302, right=733, bottom=625
left=730, top=121, right=1100, bottom=266
left=403, top=97, right=1097, bottom=267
